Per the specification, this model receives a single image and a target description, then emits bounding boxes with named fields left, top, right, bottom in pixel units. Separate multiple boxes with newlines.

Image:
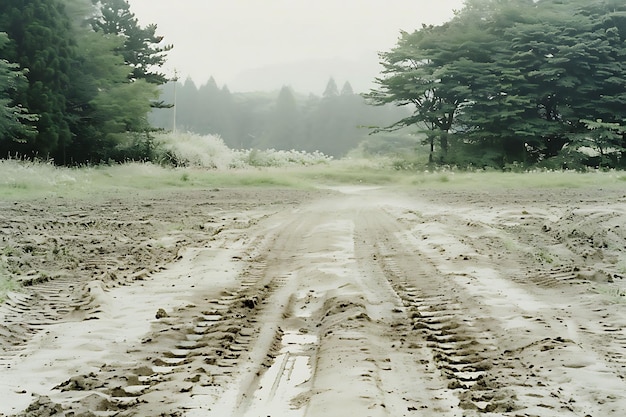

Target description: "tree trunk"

left=428, top=136, right=434, bottom=164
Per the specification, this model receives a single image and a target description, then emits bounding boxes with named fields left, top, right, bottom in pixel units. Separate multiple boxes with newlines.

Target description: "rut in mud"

left=1, top=186, right=626, bottom=416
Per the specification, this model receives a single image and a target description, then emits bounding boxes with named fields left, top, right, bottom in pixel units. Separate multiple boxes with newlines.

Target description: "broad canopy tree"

left=365, top=24, right=465, bottom=163
left=368, top=0, right=626, bottom=168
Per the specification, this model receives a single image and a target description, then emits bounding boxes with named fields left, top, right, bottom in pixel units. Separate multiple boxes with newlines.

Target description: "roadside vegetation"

left=1, top=132, right=624, bottom=202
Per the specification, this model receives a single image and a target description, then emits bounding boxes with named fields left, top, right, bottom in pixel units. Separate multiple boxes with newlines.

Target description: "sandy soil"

left=1, top=185, right=625, bottom=416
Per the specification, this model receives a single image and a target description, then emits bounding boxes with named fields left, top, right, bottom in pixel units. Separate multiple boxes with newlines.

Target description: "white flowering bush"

left=153, top=131, right=237, bottom=169
left=243, top=148, right=332, bottom=167
left=152, top=131, right=332, bottom=169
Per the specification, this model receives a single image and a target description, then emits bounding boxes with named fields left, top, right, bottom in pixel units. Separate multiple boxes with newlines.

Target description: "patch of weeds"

left=501, top=237, right=518, bottom=252
left=51, top=245, right=70, bottom=257
left=9, top=181, right=27, bottom=189
left=0, top=263, right=20, bottom=303
left=85, top=219, right=108, bottom=231
left=391, top=159, right=420, bottom=171
left=3, top=245, right=16, bottom=256
left=611, top=287, right=626, bottom=297
left=534, top=248, right=555, bottom=264
left=596, top=285, right=626, bottom=302
left=180, top=172, right=190, bottom=182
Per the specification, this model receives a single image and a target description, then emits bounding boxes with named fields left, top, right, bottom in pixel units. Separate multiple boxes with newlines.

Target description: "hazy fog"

left=127, top=0, right=464, bottom=93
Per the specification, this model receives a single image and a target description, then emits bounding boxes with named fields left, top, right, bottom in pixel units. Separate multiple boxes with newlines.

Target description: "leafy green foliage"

left=369, top=0, right=626, bottom=169
left=90, top=0, right=172, bottom=85
left=0, top=0, right=170, bottom=164
left=0, top=0, right=79, bottom=161
left=0, top=32, right=38, bottom=146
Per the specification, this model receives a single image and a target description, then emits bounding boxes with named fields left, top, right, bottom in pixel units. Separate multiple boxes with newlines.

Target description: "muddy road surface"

left=1, top=186, right=626, bottom=416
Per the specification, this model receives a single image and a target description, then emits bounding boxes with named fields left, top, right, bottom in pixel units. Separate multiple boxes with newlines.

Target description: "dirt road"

left=1, top=185, right=626, bottom=416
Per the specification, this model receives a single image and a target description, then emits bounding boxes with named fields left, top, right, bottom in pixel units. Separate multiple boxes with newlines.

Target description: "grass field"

left=4, top=132, right=623, bottom=200
left=1, top=158, right=625, bottom=201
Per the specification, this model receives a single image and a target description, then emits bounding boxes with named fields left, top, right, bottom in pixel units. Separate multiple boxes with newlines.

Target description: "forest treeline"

left=0, top=0, right=408, bottom=164
left=0, top=0, right=170, bottom=164
left=149, top=77, right=409, bottom=158
left=368, top=0, right=626, bottom=169
left=2, top=0, right=626, bottom=168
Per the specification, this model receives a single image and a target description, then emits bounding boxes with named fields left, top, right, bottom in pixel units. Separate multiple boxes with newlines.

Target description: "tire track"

left=351, top=207, right=462, bottom=416
left=0, top=278, right=100, bottom=364
left=5, top=187, right=626, bottom=417
left=356, top=208, right=515, bottom=414
left=237, top=200, right=454, bottom=417
left=38, top=208, right=298, bottom=416
left=0, top=191, right=290, bottom=367
left=374, top=200, right=626, bottom=416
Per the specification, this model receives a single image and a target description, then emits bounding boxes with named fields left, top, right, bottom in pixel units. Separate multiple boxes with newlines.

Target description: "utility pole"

left=172, top=69, right=178, bottom=134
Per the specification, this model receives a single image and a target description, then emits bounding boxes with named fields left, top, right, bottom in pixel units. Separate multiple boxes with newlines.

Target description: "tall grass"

left=406, top=169, right=626, bottom=189
left=0, top=261, right=18, bottom=303
left=0, top=278, right=17, bottom=303
left=1, top=132, right=625, bottom=200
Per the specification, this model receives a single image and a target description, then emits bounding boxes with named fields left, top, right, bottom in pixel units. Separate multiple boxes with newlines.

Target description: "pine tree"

left=0, top=0, right=78, bottom=161
left=323, top=77, right=339, bottom=98
left=0, top=32, right=37, bottom=149
left=256, top=86, right=300, bottom=150
left=90, top=0, right=172, bottom=85
left=340, top=81, right=354, bottom=96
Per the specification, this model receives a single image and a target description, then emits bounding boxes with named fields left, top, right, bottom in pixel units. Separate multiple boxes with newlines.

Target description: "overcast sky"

left=127, top=0, right=465, bottom=93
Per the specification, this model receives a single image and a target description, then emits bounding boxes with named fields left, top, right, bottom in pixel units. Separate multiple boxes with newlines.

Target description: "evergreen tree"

left=304, top=79, right=368, bottom=156
left=147, top=80, right=176, bottom=130
left=90, top=0, right=172, bottom=86
left=175, top=77, right=198, bottom=132
left=340, top=81, right=354, bottom=96
left=255, top=86, right=300, bottom=150
left=323, top=77, right=339, bottom=98
left=0, top=0, right=78, bottom=162
left=214, top=85, right=238, bottom=146
left=62, top=0, right=159, bottom=162
left=195, top=77, right=221, bottom=135
left=145, top=79, right=428, bottom=157
left=0, top=32, right=37, bottom=149
left=0, top=0, right=168, bottom=163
